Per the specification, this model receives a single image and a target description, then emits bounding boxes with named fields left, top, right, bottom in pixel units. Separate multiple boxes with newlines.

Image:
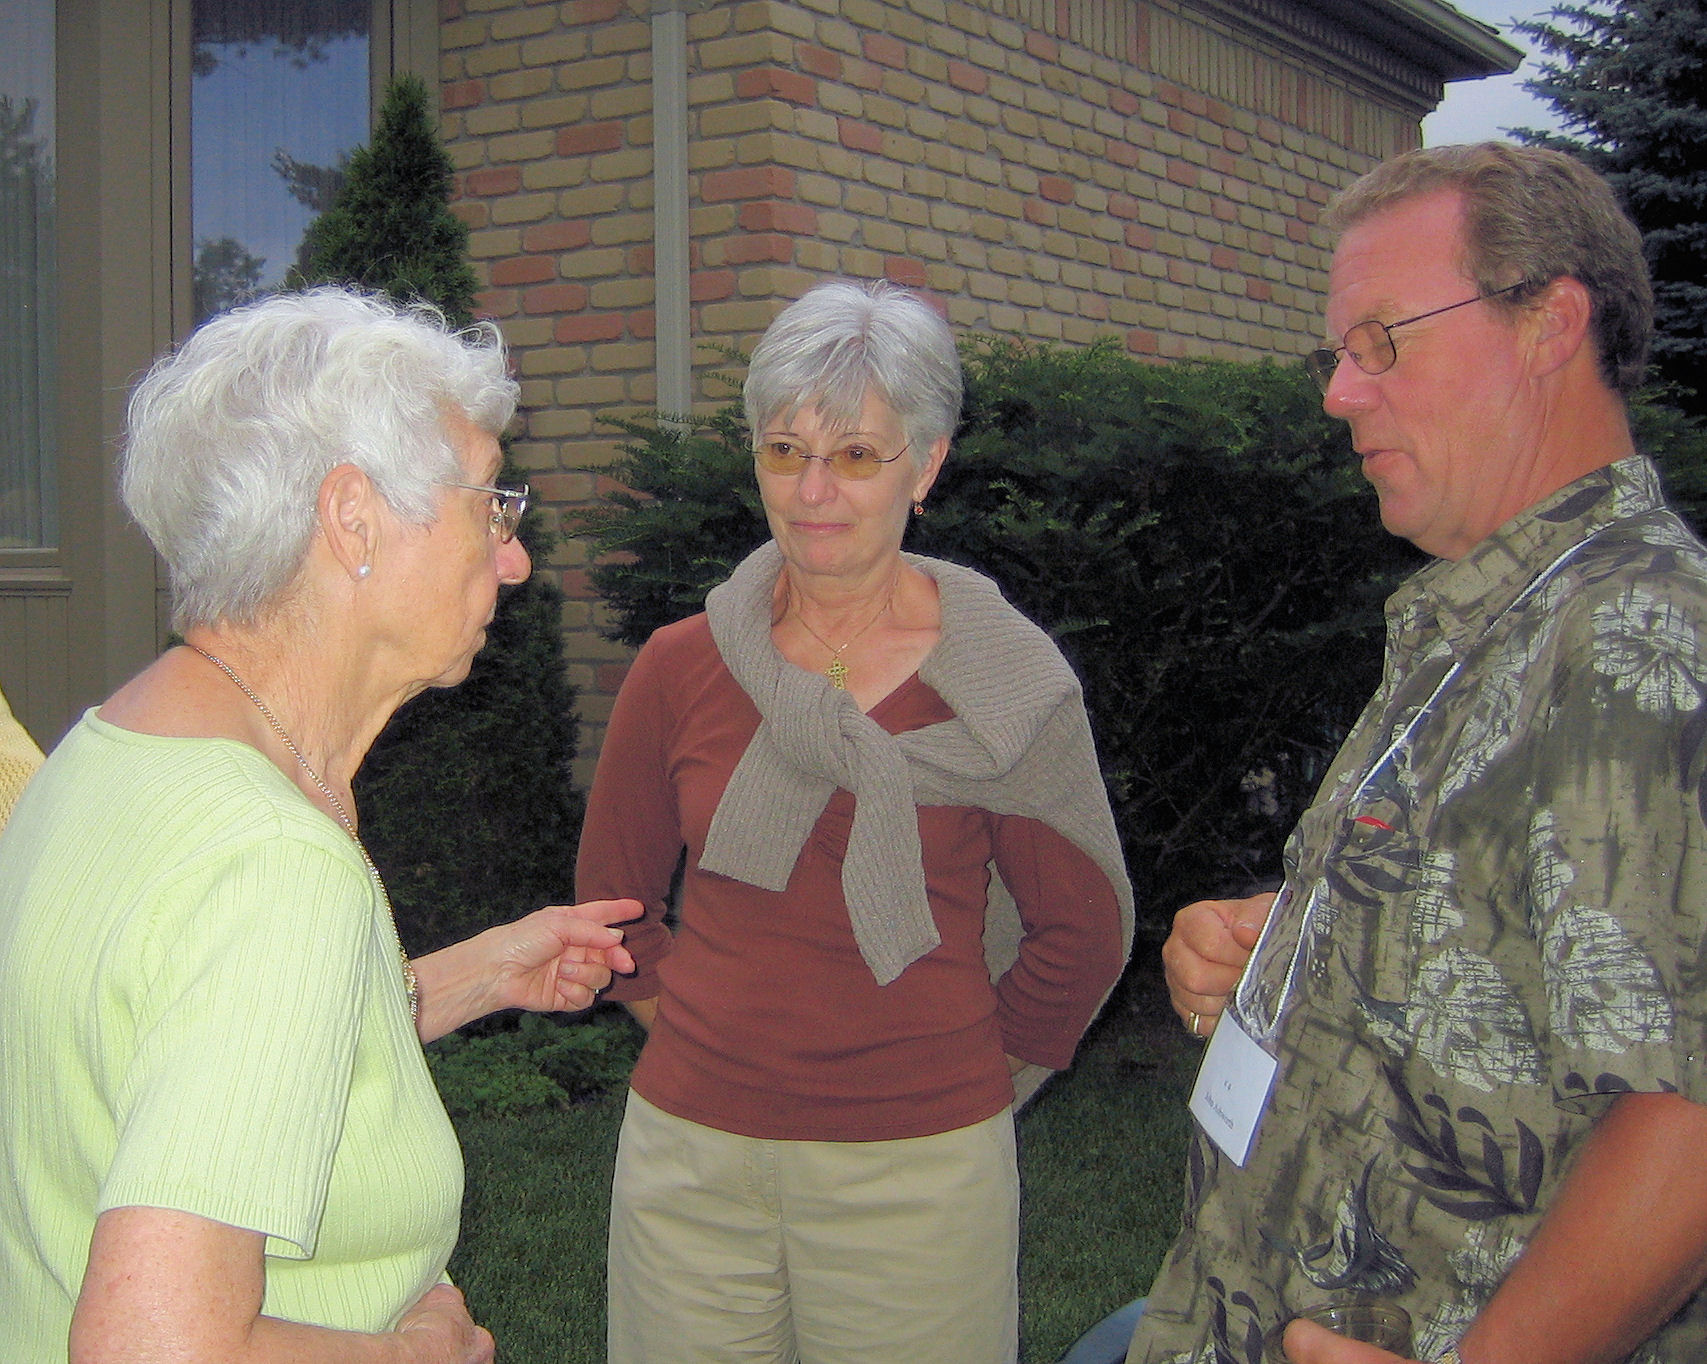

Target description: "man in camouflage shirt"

left=1136, top=145, right=1707, bottom=1364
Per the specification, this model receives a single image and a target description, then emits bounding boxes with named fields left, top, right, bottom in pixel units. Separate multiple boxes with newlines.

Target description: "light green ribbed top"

left=0, top=712, right=462, bottom=1362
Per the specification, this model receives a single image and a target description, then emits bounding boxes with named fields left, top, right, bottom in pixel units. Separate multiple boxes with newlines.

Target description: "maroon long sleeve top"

left=576, top=614, right=1126, bottom=1142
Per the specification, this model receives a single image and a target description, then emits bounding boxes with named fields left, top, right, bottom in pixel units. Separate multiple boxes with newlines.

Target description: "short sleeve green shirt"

left=1130, top=457, right=1707, bottom=1364
left=0, top=713, right=462, bottom=1362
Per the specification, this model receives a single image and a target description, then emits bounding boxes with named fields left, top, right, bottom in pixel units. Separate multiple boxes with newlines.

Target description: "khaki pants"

left=606, top=1091, right=1020, bottom=1364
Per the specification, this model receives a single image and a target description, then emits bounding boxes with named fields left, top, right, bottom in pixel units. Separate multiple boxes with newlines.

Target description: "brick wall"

left=438, top=0, right=1430, bottom=786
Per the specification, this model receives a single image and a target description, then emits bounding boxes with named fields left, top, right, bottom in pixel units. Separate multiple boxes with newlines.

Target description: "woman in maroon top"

left=579, top=278, right=1133, bottom=1364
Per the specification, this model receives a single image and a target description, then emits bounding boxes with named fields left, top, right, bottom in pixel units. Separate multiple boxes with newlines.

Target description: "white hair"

left=121, top=287, right=517, bottom=631
left=743, top=279, right=962, bottom=466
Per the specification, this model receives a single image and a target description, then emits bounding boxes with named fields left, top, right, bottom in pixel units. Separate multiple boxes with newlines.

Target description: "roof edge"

left=1301, top=0, right=1524, bottom=81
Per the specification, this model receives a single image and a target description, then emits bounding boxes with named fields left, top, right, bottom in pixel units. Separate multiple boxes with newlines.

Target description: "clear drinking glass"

left=1262, top=1300, right=1413, bottom=1363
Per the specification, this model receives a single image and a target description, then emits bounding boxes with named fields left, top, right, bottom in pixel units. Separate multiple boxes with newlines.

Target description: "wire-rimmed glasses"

left=1305, top=282, right=1527, bottom=393
left=754, top=439, right=912, bottom=480
left=441, top=480, right=529, bottom=542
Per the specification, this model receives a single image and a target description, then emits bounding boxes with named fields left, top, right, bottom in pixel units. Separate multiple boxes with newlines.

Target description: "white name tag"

left=1188, top=1011, right=1279, bottom=1167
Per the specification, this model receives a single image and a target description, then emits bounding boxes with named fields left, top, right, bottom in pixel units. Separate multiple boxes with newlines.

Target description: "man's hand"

left=1162, top=892, right=1272, bottom=1036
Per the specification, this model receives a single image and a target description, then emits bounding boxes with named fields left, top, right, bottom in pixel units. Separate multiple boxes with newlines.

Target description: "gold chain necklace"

left=791, top=579, right=896, bottom=690
left=191, top=645, right=419, bottom=1022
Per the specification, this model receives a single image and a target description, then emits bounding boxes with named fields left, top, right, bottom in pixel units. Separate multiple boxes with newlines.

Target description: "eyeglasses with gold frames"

left=1305, top=282, right=1527, bottom=394
left=754, top=439, right=912, bottom=481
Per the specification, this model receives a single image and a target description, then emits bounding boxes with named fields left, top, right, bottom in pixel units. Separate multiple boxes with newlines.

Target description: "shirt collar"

left=1386, top=455, right=1664, bottom=659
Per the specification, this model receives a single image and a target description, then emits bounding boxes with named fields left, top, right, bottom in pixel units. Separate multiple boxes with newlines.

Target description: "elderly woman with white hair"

left=0, top=287, right=638, bottom=1364
left=578, top=278, right=1134, bottom=1363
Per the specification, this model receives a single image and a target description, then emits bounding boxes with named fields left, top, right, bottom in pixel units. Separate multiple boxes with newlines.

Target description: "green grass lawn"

left=448, top=972, right=1197, bottom=1363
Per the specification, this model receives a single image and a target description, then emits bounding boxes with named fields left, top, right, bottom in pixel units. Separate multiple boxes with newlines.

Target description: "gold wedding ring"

left=1187, top=1010, right=1204, bottom=1039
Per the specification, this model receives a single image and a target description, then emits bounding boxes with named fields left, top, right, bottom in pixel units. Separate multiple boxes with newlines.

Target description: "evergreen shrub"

left=297, top=75, right=587, bottom=954
left=1517, top=0, right=1707, bottom=416
left=1633, top=394, right=1707, bottom=530
left=579, top=348, right=1707, bottom=939
left=580, top=341, right=1422, bottom=930
left=427, top=1009, right=643, bottom=1118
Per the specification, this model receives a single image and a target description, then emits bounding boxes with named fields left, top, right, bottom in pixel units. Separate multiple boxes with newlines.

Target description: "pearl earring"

left=357, top=564, right=372, bottom=579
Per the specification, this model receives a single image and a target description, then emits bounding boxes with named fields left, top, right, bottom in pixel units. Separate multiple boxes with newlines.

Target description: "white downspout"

left=651, top=0, right=691, bottom=424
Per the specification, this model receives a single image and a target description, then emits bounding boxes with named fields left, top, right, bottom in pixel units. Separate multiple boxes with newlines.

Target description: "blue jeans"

left=1057, top=1297, right=1146, bottom=1364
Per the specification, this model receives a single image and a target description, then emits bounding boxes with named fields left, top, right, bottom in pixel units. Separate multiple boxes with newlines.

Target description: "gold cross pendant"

left=826, top=657, right=849, bottom=689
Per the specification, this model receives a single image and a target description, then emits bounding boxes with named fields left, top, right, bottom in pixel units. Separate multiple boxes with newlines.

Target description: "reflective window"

left=0, top=0, right=57, bottom=550
left=191, top=0, right=371, bottom=322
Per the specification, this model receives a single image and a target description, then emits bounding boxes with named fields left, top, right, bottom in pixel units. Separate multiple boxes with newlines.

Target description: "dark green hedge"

left=922, top=345, right=1423, bottom=922
left=578, top=342, right=1413, bottom=929
left=579, top=340, right=1707, bottom=933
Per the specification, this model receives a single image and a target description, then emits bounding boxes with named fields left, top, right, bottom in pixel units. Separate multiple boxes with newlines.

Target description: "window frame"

left=0, top=0, right=434, bottom=747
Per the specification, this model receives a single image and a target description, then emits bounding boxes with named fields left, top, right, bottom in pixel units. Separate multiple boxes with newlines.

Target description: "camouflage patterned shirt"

left=1129, top=456, right=1707, bottom=1364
